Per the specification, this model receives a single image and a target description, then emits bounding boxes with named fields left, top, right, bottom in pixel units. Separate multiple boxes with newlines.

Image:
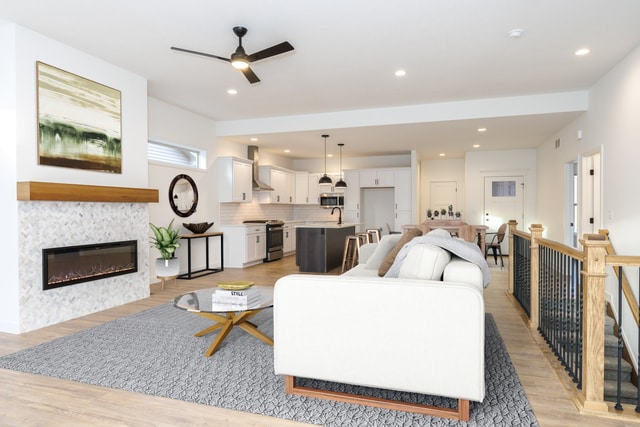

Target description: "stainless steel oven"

left=243, top=220, right=284, bottom=262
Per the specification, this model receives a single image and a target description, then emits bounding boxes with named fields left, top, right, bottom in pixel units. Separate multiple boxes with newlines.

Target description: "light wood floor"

left=1, top=256, right=638, bottom=426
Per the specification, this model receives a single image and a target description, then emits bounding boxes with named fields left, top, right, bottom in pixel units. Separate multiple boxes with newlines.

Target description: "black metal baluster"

left=577, top=259, right=583, bottom=389
left=616, top=266, right=623, bottom=410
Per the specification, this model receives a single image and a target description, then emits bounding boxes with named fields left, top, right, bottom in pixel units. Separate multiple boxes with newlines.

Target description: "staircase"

left=604, top=310, right=638, bottom=405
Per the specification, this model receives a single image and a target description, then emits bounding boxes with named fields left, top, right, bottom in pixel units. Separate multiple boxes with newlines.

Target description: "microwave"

left=319, top=193, right=344, bottom=208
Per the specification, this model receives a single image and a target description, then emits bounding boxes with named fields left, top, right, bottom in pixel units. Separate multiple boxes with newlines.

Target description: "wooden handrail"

left=537, top=236, right=584, bottom=260
left=599, top=230, right=640, bottom=327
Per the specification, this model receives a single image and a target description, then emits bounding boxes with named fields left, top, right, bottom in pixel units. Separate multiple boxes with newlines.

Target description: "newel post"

left=507, top=220, right=518, bottom=293
left=580, top=234, right=609, bottom=412
left=528, top=224, right=544, bottom=330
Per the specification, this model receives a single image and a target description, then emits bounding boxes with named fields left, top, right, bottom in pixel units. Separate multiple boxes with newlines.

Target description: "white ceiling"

left=3, top=1, right=640, bottom=159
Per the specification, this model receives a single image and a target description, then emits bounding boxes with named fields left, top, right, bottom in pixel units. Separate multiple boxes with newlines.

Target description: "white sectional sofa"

left=273, top=229, right=490, bottom=421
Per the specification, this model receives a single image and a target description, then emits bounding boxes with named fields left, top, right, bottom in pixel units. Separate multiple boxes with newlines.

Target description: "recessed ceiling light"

left=250, top=137, right=258, bottom=142
left=439, top=153, right=445, bottom=157
left=395, top=69, right=406, bottom=77
left=508, top=29, right=523, bottom=39
left=473, top=144, right=480, bottom=148
left=227, top=89, right=238, bottom=95
left=477, top=128, right=487, bottom=132
left=284, top=149, right=290, bottom=153
left=327, top=154, right=333, bottom=157
left=575, top=48, right=590, bottom=56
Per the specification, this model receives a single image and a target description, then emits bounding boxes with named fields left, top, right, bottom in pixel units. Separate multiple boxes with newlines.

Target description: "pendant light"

left=318, top=134, right=332, bottom=185
left=335, top=143, right=347, bottom=188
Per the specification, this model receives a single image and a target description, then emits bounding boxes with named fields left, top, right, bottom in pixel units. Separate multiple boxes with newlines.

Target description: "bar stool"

left=365, top=228, right=381, bottom=243
left=356, top=232, right=370, bottom=246
left=341, top=236, right=359, bottom=272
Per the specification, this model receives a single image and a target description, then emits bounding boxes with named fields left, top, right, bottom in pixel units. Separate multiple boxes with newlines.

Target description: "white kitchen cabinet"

left=393, top=169, right=412, bottom=211
left=246, top=227, right=267, bottom=263
left=218, top=225, right=266, bottom=268
left=283, top=222, right=297, bottom=255
left=295, top=171, right=309, bottom=204
left=308, top=173, right=322, bottom=205
left=309, top=172, right=343, bottom=203
left=343, top=170, right=360, bottom=211
left=360, top=169, right=394, bottom=187
left=394, top=168, right=412, bottom=230
left=259, top=166, right=295, bottom=204
left=218, top=157, right=253, bottom=203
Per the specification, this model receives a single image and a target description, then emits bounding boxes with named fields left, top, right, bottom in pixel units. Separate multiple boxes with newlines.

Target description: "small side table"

left=178, top=232, right=224, bottom=279
left=158, top=275, right=178, bottom=291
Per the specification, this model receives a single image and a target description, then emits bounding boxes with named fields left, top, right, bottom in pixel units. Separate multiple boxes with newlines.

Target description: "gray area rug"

left=0, top=304, right=537, bottom=426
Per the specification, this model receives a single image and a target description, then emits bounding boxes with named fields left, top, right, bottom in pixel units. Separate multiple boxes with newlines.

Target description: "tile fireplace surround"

left=15, top=183, right=155, bottom=333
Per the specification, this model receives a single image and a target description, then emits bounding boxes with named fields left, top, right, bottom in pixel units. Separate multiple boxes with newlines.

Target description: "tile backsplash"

left=219, top=192, right=336, bottom=224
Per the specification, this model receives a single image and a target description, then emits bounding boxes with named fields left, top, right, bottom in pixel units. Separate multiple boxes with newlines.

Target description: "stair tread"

left=604, top=355, right=632, bottom=372
left=605, top=379, right=638, bottom=398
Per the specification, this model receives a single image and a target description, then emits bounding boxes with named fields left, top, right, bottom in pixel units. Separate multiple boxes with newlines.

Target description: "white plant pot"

left=155, top=257, right=180, bottom=277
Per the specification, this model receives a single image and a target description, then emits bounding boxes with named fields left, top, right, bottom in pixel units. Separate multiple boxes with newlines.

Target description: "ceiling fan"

left=170, top=26, right=294, bottom=84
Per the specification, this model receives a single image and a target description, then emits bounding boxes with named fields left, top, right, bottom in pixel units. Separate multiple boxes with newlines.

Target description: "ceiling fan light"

left=231, top=58, right=249, bottom=69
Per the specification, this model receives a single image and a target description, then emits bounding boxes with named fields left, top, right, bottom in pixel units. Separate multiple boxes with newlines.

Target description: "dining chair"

left=485, top=223, right=507, bottom=268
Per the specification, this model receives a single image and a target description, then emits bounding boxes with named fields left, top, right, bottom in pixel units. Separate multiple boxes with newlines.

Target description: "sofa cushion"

left=398, top=243, right=451, bottom=280
left=377, top=227, right=423, bottom=276
left=363, top=234, right=403, bottom=271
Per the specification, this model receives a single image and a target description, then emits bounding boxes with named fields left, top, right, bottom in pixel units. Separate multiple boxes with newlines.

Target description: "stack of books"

left=211, top=287, right=261, bottom=310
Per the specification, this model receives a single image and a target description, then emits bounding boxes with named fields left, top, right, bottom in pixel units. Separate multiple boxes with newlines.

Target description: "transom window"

left=147, top=139, right=206, bottom=169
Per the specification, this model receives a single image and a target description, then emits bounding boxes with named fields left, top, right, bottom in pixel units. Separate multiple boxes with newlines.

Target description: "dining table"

left=401, top=220, right=489, bottom=256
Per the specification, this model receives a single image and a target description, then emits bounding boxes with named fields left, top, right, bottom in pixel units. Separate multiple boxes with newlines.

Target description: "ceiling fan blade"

left=241, top=66, right=261, bottom=84
left=246, top=41, right=294, bottom=62
left=170, top=46, right=230, bottom=62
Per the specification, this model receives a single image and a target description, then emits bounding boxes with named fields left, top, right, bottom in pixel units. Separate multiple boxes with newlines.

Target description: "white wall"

left=0, top=24, right=150, bottom=333
left=464, top=149, right=537, bottom=230
left=420, top=158, right=465, bottom=223
left=293, top=154, right=411, bottom=175
left=147, top=98, right=219, bottom=279
left=0, top=22, right=20, bottom=333
left=537, top=44, right=640, bottom=369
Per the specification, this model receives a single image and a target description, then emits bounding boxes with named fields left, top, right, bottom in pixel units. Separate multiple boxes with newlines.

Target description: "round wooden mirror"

left=168, top=174, right=198, bottom=217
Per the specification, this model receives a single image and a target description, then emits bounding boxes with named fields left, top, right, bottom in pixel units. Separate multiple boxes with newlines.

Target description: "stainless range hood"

left=247, top=146, right=274, bottom=191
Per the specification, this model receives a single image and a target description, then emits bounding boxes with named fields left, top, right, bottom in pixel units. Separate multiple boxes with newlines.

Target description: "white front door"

left=483, top=176, right=525, bottom=254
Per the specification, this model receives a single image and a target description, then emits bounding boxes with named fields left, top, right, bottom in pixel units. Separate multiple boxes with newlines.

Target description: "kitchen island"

left=295, top=223, right=356, bottom=273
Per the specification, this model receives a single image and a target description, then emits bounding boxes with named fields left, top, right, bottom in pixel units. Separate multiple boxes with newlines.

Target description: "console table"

left=178, top=232, right=224, bottom=279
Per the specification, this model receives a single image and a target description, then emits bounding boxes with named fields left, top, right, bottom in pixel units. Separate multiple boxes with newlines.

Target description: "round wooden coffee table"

left=173, top=286, right=274, bottom=357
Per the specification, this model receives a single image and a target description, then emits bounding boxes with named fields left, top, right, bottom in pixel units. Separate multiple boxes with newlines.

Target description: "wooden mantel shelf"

left=17, top=181, right=159, bottom=203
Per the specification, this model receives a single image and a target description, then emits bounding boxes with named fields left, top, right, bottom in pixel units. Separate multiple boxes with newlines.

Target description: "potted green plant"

left=150, top=219, right=181, bottom=277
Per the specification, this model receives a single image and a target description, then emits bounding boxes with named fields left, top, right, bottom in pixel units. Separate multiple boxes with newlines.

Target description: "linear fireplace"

left=43, top=240, right=138, bottom=290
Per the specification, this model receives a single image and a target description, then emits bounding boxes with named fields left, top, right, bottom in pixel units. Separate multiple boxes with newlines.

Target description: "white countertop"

left=295, top=222, right=358, bottom=229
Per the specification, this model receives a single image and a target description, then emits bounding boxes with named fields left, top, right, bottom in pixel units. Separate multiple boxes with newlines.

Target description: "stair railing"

left=509, top=222, right=640, bottom=415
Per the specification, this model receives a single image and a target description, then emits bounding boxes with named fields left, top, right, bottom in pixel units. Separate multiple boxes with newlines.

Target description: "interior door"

left=430, top=181, right=457, bottom=213
left=484, top=176, right=524, bottom=254
left=580, top=151, right=601, bottom=237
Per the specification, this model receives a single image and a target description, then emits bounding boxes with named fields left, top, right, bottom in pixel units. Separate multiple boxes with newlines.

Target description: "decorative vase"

left=155, top=257, right=180, bottom=277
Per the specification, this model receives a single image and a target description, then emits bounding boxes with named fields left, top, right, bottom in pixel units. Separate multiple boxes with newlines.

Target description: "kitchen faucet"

left=331, top=206, right=343, bottom=225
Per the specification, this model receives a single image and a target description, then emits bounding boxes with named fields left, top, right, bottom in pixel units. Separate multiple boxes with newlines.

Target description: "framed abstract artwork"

left=36, top=61, right=122, bottom=173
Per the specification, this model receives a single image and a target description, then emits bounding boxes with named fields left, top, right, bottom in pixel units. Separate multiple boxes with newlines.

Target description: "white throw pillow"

left=398, top=243, right=451, bottom=280
left=364, top=234, right=403, bottom=270
left=426, top=228, right=452, bottom=239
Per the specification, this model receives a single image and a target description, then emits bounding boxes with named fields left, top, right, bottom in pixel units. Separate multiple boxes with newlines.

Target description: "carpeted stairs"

left=604, top=310, right=638, bottom=405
